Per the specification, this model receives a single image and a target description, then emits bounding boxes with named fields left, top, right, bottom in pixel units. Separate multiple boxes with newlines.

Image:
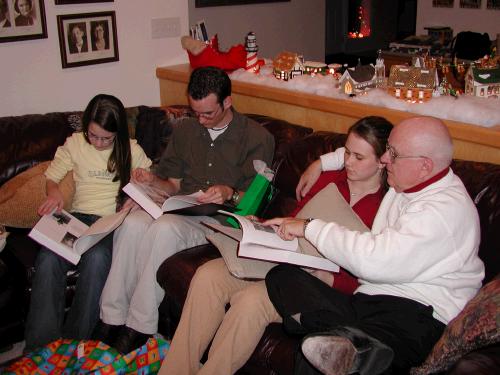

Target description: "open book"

left=206, top=211, right=340, bottom=274
left=205, top=183, right=369, bottom=279
left=123, top=182, right=234, bottom=220
left=29, top=208, right=130, bottom=265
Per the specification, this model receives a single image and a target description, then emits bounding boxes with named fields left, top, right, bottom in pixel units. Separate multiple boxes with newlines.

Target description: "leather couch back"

left=0, top=112, right=82, bottom=186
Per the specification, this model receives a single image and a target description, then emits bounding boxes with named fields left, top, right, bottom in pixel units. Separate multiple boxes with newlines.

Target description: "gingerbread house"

left=273, top=51, right=304, bottom=81
left=387, top=65, right=437, bottom=101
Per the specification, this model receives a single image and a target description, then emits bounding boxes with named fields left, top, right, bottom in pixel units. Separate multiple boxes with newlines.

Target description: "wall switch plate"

left=151, top=17, right=181, bottom=39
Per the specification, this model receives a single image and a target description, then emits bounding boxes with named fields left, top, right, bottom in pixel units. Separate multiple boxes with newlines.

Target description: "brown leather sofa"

left=1, top=106, right=499, bottom=374
left=156, top=117, right=500, bottom=374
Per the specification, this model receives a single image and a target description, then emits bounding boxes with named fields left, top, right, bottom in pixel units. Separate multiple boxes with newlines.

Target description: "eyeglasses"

left=192, top=105, right=222, bottom=120
left=86, top=131, right=115, bottom=144
left=385, top=144, right=428, bottom=163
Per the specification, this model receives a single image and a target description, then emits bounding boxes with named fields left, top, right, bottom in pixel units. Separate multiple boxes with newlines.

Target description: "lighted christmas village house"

left=273, top=51, right=304, bottom=81
left=465, top=65, right=500, bottom=98
left=339, top=64, right=377, bottom=95
left=387, top=65, right=437, bottom=102
left=303, top=61, right=328, bottom=76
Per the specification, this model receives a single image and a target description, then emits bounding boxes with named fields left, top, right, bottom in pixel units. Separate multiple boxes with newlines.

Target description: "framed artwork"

left=0, top=0, right=47, bottom=43
left=460, top=0, right=481, bottom=8
left=432, top=0, right=454, bottom=7
left=57, top=11, right=118, bottom=68
left=195, top=0, right=289, bottom=7
left=487, top=0, right=500, bottom=9
left=55, top=1, right=113, bottom=4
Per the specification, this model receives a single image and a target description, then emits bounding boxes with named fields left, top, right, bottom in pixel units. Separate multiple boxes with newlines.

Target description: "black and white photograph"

left=0, top=0, right=47, bottom=43
left=51, top=211, right=72, bottom=225
left=57, top=11, right=118, bottom=68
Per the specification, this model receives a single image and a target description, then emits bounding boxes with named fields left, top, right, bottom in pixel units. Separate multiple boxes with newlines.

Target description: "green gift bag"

left=227, top=173, right=276, bottom=228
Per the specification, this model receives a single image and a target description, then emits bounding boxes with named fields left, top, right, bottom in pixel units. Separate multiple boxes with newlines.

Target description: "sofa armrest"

left=157, top=244, right=221, bottom=306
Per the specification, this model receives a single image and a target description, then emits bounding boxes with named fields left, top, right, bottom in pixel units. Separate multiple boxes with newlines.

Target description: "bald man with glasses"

left=266, top=116, right=484, bottom=375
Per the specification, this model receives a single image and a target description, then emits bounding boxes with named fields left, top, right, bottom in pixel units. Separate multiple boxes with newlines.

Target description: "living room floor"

left=0, top=341, right=24, bottom=366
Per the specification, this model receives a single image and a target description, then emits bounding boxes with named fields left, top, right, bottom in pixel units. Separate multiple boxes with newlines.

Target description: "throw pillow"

left=410, top=276, right=500, bottom=375
left=0, top=162, right=74, bottom=228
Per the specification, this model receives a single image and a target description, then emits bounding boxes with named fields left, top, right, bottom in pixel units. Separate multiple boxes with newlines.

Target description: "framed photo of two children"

left=0, top=0, right=47, bottom=43
left=57, top=11, right=118, bottom=69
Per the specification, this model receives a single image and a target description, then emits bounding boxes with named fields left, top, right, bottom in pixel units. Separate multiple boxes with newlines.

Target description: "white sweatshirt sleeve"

left=319, top=147, right=345, bottom=171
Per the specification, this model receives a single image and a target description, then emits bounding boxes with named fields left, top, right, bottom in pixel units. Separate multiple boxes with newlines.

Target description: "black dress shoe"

left=301, top=326, right=394, bottom=375
left=92, top=320, right=123, bottom=346
left=113, top=326, right=151, bottom=354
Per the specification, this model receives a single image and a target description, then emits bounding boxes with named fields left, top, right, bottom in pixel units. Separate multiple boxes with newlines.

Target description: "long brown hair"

left=82, top=94, right=131, bottom=205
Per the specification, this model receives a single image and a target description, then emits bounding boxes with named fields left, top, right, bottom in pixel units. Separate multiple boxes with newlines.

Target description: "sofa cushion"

left=0, top=162, right=74, bottom=228
left=410, top=275, right=500, bottom=374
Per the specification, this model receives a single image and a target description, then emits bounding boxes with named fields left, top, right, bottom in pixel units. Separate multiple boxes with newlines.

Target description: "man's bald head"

left=382, top=117, right=454, bottom=192
left=396, top=117, right=453, bottom=172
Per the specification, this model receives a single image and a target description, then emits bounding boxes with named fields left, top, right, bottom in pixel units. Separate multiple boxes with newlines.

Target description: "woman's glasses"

left=86, top=131, right=115, bottom=144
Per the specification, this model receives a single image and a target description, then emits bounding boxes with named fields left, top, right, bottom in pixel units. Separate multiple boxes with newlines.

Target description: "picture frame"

left=57, top=11, right=118, bottom=69
left=55, top=1, right=113, bottom=4
left=486, top=0, right=500, bottom=9
left=459, top=0, right=481, bottom=8
left=432, top=0, right=454, bottom=7
left=0, top=0, right=48, bottom=43
left=195, top=0, right=289, bottom=8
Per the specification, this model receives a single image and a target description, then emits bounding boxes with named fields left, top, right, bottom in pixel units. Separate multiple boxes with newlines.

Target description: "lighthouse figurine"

left=245, top=32, right=260, bottom=73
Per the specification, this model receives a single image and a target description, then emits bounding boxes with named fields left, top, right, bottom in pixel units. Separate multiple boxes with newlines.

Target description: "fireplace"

left=326, top=0, right=417, bottom=63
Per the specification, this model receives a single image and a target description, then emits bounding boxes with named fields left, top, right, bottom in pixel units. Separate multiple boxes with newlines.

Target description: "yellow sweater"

left=45, top=132, right=151, bottom=217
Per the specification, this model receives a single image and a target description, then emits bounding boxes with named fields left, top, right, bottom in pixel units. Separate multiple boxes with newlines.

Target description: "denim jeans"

left=25, top=212, right=113, bottom=351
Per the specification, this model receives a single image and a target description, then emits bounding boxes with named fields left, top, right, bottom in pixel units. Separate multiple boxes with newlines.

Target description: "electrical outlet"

left=151, top=17, right=181, bottom=39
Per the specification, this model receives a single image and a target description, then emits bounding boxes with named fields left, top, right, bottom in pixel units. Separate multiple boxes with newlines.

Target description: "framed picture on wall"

left=0, top=0, right=48, bottom=43
left=432, top=0, right=454, bottom=7
left=55, top=1, right=113, bottom=4
left=459, top=0, right=482, bottom=8
left=57, top=11, right=118, bottom=68
left=196, top=0, right=290, bottom=7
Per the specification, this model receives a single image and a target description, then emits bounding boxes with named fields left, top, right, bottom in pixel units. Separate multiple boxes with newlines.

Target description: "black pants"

left=265, top=264, right=446, bottom=373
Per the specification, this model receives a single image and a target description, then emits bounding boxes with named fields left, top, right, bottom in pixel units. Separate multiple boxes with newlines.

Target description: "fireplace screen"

left=348, top=0, right=371, bottom=39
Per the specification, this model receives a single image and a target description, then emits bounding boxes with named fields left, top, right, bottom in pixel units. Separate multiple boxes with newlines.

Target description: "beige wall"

left=1, top=1, right=189, bottom=117
left=188, top=0, right=325, bottom=61
left=416, top=1, right=500, bottom=40
left=1, top=1, right=325, bottom=117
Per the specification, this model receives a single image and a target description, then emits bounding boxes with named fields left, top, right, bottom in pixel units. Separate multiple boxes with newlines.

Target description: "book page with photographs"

left=207, top=212, right=339, bottom=272
left=123, top=182, right=234, bottom=218
left=29, top=208, right=130, bottom=265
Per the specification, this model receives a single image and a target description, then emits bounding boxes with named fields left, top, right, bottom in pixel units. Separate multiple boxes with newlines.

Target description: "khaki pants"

left=159, top=258, right=282, bottom=375
left=100, top=209, right=218, bottom=334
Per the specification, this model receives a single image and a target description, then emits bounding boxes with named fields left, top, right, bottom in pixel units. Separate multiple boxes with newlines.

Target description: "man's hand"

left=198, top=185, right=233, bottom=204
left=132, top=168, right=155, bottom=184
left=296, top=159, right=322, bottom=201
left=263, top=217, right=307, bottom=241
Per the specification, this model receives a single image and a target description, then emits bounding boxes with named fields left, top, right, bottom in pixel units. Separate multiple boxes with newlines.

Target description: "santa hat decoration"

left=181, top=34, right=246, bottom=72
left=245, top=32, right=261, bottom=73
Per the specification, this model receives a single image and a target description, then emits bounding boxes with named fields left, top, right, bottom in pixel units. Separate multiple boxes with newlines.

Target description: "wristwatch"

left=303, top=217, right=314, bottom=234
left=230, top=189, right=240, bottom=205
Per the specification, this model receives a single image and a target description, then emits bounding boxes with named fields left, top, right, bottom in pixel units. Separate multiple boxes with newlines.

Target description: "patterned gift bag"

left=2, top=337, right=169, bottom=374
